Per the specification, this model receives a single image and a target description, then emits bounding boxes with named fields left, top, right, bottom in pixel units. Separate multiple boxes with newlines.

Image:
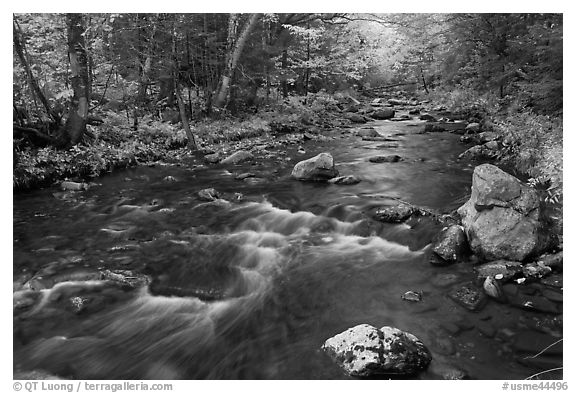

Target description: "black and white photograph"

left=12, top=11, right=564, bottom=382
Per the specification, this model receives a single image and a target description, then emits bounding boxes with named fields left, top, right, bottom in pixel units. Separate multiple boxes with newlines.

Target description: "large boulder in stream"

left=322, top=324, right=431, bottom=377
left=291, top=153, right=339, bottom=181
left=457, top=164, right=550, bottom=261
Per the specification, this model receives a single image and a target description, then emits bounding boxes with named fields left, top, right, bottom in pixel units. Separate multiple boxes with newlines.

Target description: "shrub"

left=494, top=111, right=563, bottom=197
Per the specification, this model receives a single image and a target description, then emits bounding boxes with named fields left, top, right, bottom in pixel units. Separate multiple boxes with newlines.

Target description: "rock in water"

left=371, top=108, right=395, bottom=120
left=475, top=260, right=523, bottom=282
left=347, top=113, right=368, bottom=123
left=61, top=181, right=88, bottom=191
left=374, top=204, right=415, bottom=223
left=220, top=150, right=253, bottom=165
left=291, top=153, right=338, bottom=181
left=204, top=153, right=221, bottom=164
left=322, top=324, right=431, bottom=377
left=388, top=98, right=410, bottom=106
left=419, top=113, right=437, bottom=122
left=402, top=291, right=423, bottom=302
left=465, top=123, right=481, bottom=134
left=369, top=155, right=402, bottom=163
left=483, top=276, right=505, bottom=300
left=522, top=262, right=553, bottom=281
left=328, top=175, right=361, bottom=185
left=457, top=164, right=550, bottom=261
left=448, top=282, right=487, bottom=311
left=197, top=188, right=220, bottom=201
left=431, top=225, right=468, bottom=265
left=357, top=128, right=380, bottom=137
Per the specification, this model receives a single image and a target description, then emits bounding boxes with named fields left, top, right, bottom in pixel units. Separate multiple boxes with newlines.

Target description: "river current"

left=13, top=115, right=562, bottom=379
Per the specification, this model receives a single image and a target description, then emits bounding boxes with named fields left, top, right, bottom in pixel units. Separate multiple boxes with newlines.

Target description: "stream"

left=13, top=113, right=562, bottom=379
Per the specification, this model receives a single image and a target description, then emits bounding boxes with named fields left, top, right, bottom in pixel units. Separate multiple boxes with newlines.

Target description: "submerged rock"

left=291, top=153, right=339, bottom=181
left=322, top=324, right=431, bottom=377
left=430, top=225, right=468, bottom=265
left=424, top=124, right=445, bottom=133
left=369, top=155, right=402, bottom=163
left=328, top=175, right=361, bottom=185
left=431, top=273, right=459, bottom=288
left=448, top=282, right=487, bottom=312
left=457, top=164, right=550, bottom=261
left=540, top=274, right=563, bottom=289
left=235, top=172, right=256, bottom=180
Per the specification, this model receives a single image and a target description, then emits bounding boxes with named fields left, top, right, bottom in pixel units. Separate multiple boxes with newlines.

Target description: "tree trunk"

left=137, top=16, right=156, bottom=108
left=56, top=14, right=91, bottom=147
left=420, top=67, right=429, bottom=94
left=172, top=17, right=197, bottom=150
left=304, top=21, right=311, bottom=99
left=175, top=82, right=197, bottom=150
left=281, top=48, right=288, bottom=99
left=214, top=13, right=261, bottom=108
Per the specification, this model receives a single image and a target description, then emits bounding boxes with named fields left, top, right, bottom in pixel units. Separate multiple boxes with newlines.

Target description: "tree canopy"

left=13, top=13, right=562, bottom=148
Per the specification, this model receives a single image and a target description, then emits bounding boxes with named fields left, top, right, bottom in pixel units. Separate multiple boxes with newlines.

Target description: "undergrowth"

left=13, top=92, right=346, bottom=192
left=429, top=87, right=563, bottom=201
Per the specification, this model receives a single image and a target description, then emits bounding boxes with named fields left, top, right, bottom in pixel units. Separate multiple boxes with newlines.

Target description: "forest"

left=13, top=13, right=563, bottom=381
left=13, top=13, right=562, bottom=192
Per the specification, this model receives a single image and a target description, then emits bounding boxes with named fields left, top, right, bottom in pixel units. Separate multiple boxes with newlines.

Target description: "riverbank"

left=13, top=92, right=347, bottom=192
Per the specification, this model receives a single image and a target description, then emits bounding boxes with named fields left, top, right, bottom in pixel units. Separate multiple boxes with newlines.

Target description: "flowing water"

left=13, top=115, right=562, bottom=380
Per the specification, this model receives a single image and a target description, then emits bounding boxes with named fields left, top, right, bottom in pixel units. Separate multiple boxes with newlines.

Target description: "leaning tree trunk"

left=13, top=17, right=60, bottom=124
left=56, top=14, right=90, bottom=147
left=214, top=13, right=261, bottom=109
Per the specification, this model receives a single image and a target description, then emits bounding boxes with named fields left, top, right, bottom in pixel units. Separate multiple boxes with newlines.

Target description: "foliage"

left=13, top=115, right=188, bottom=191
left=494, top=110, right=562, bottom=196
left=194, top=116, right=271, bottom=144
left=429, top=85, right=563, bottom=207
